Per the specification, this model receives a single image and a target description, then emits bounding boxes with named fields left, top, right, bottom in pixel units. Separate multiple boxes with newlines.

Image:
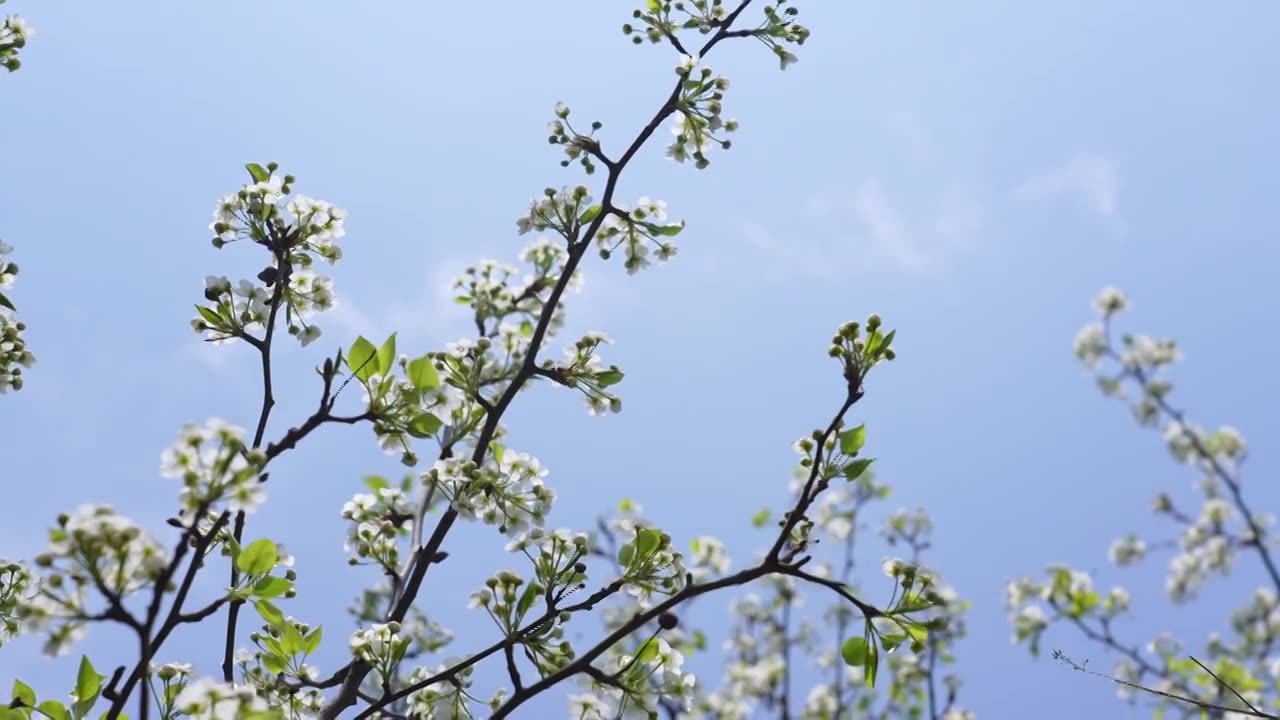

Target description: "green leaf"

left=251, top=576, right=292, bottom=599
left=303, top=626, right=323, bottom=656
left=519, top=321, right=533, bottom=337
left=245, top=163, right=270, bottom=183
left=73, top=656, right=102, bottom=718
left=11, top=679, right=35, bottom=708
left=376, top=333, right=397, bottom=376
left=646, top=0, right=662, bottom=13
left=281, top=623, right=305, bottom=656
left=843, top=458, right=875, bottom=481
left=879, top=329, right=896, bottom=353
left=751, top=509, right=771, bottom=528
left=516, top=582, right=540, bottom=619
left=196, top=305, right=222, bottom=326
left=865, top=328, right=884, bottom=358
left=405, top=413, right=443, bottom=439
left=841, top=637, right=867, bottom=666
left=865, top=641, right=880, bottom=688
left=347, top=336, right=378, bottom=382
left=636, top=637, right=660, bottom=664
left=580, top=204, right=603, bottom=224
left=254, top=599, right=286, bottom=630
left=363, top=475, right=389, bottom=493
left=879, top=633, right=906, bottom=652
left=0, top=291, right=16, bottom=312
left=407, top=355, right=440, bottom=391
left=38, top=700, right=69, bottom=720
left=237, top=538, right=278, bottom=576
left=839, top=425, right=867, bottom=456
left=635, top=528, right=661, bottom=560
left=594, top=369, right=625, bottom=388
left=906, top=622, right=929, bottom=652
left=261, top=652, right=287, bottom=675
left=617, top=542, right=635, bottom=569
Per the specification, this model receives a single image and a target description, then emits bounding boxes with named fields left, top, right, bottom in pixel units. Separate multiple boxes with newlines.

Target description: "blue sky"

left=3, top=1, right=1279, bottom=717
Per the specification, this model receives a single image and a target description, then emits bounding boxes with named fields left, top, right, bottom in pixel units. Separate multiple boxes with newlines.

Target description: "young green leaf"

left=38, top=700, right=70, bottom=720
left=254, top=597, right=285, bottom=625
left=237, top=538, right=278, bottom=576
left=406, top=413, right=443, bottom=439
left=406, top=354, right=440, bottom=391
left=245, top=163, right=269, bottom=183
left=251, top=576, right=292, bottom=599
left=865, top=641, right=880, bottom=688
left=751, top=509, right=771, bottom=528
left=347, top=336, right=378, bottom=382
left=195, top=305, right=222, bottom=327
left=636, top=637, right=660, bottom=664
left=843, top=457, right=875, bottom=481
left=839, top=425, right=867, bottom=456
left=840, top=636, right=867, bottom=666
left=364, top=475, right=389, bottom=493
left=72, top=656, right=102, bottom=718
left=303, top=626, right=324, bottom=656
left=594, top=369, right=625, bottom=388
left=580, top=204, right=603, bottom=224
left=376, top=333, right=397, bottom=376
left=11, top=679, right=35, bottom=708
left=635, top=528, right=661, bottom=560
left=516, top=582, right=540, bottom=619
left=618, top=542, right=635, bottom=570
left=261, top=652, right=287, bottom=676
left=282, top=623, right=305, bottom=656
left=0, top=291, right=14, bottom=312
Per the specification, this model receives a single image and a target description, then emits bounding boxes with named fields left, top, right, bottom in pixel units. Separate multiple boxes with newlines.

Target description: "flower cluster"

left=515, top=184, right=597, bottom=240
left=544, top=330, right=625, bottom=415
left=617, top=527, right=689, bottom=607
left=0, top=559, right=33, bottom=648
left=341, top=484, right=415, bottom=570
left=623, top=1, right=809, bottom=71
left=193, top=163, right=347, bottom=347
left=21, top=506, right=166, bottom=655
left=405, top=661, right=509, bottom=718
left=667, top=56, right=737, bottom=168
left=159, top=418, right=266, bottom=520
left=171, top=678, right=271, bottom=719
left=350, top=621, right=411, bottom=679
left=547, top=101, right=607, bottom=175
left=588, top=637, right=696, bottom=717
left=595, top=197, right=683, bottom=274
left=421, top=450, right=555, bottom=537
left=686, top=535, right=731, bottom=582
left=0, top=3, right=33, bottom=74
left=0, top=240, right=35, bottom=393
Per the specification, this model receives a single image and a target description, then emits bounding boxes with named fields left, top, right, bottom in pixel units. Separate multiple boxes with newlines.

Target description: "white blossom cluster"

left=0, top=559, right=33, bottom=648
left=405, top=660, right=509, bottom=718
left=0, top=240, right=35, bottom=393
left=0, top=2, right=32, bottom=73
left=21, top=506, right=166, bottom=656
left=595, top=197, right=682, bottom=275
left=159, top=418, right=266, bottom=520
left=548, top=330, right=625, bottom=415
left=193, top=164, right=347, bottom=347
left=581, top=637, right=696, bottom=717
left=421, top=451, right=555, bottom=537
left=547, top=101, right=607, bottom=175
left=170, top=677, right=271, bottom=719
left=666, top=55, right=738, bottom=168
left=341, top=485, right=416, bottom=569
left=350, top=620, right=411, bottom=680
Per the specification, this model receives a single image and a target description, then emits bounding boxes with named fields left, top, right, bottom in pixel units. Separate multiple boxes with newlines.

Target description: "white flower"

left=1092, top=286, right=1127, bottom=315
left=677, top=53, right=700, bottom=74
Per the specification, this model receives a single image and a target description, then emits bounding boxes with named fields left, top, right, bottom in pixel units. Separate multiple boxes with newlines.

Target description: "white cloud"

left=1017, top=152, right=1120, bottom=226
left=751, top=178, right=984, bottom=276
